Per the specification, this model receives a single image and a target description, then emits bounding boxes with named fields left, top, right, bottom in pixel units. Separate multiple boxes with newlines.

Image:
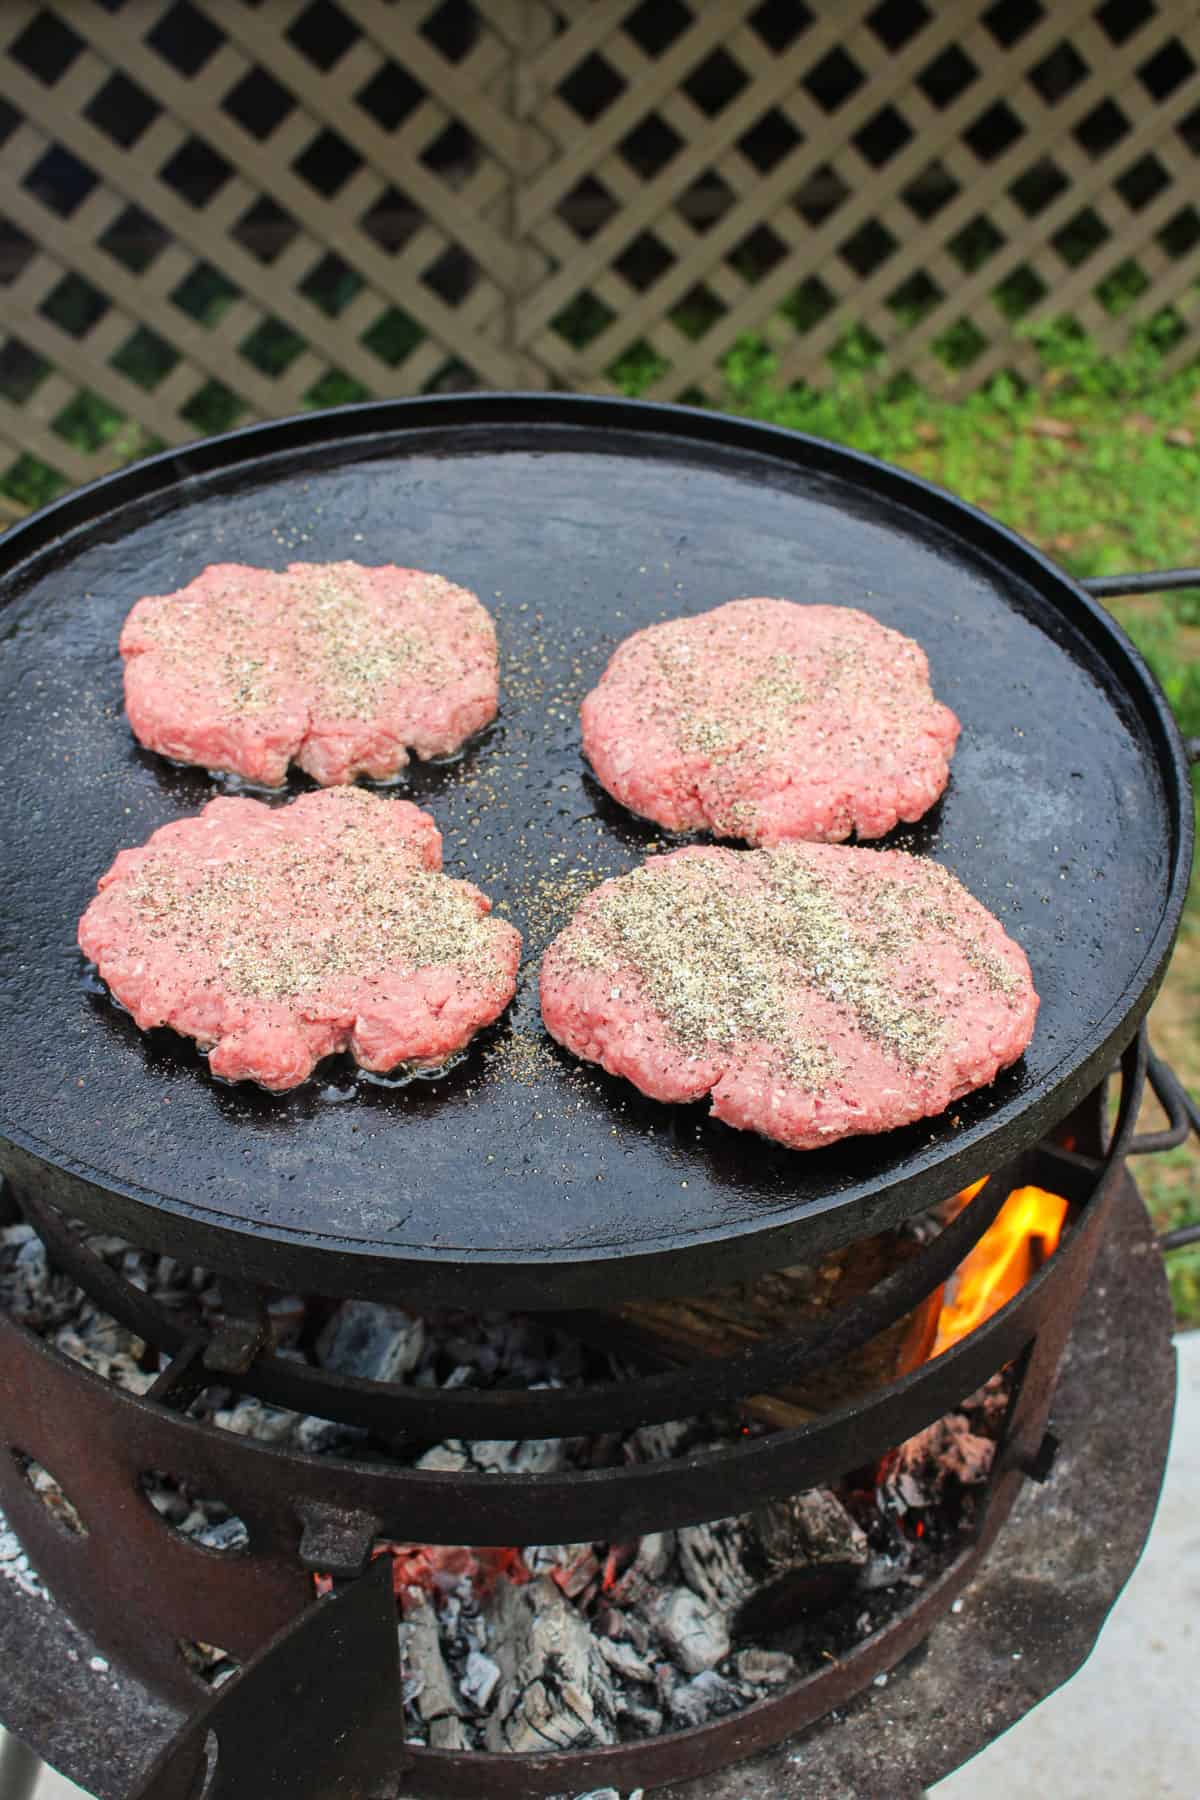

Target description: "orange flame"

left=933, top=1185, right=1069, bottom=1355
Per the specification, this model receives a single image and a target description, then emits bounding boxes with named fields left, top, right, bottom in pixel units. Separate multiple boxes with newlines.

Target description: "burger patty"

left=581, top=598, right=960, bottom=845
left=78, top=788, right=521, bottom=1092
left=540, top=843, right=1037, bottom=1152
left=121, top=561, right=499, bottom=786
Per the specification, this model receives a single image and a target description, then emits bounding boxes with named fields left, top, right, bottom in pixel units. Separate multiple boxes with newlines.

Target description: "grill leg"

left=0, top=1730, right=43, bottom=1800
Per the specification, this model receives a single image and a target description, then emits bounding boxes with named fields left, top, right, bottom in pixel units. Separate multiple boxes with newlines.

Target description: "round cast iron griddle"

left=0, top=396, right=1191, bottom=1308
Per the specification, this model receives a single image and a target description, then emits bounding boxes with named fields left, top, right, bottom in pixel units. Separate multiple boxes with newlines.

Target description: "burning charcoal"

left=415, top=1437, right=566, bottom=1475
left=465, top=1438, right=566, bottom=1475
left=524, top=1543, right=587, bottom=1577
left=676, top=1517, right=756, bottom=1614
left=431, top=1716, right=470, bottom=1751
left=593, top=1604, right=627, bottom=1640
left=649, top=1586, right=730, bottom=1675
left=266, top=1294, right=306, bottom=1348
left=192, top=1516, right=250, bottom=1555
left=733, top=1490, right=870, bottom=1640
left=460, top=1648, right=502, bottom=1711
left=405, top=1597, right=466, bottom=1745
left=52, top=1320, right=152, bottom=1394
left=211, top=1395, right=295, bottom=1443
left=80, top=1233, right=131, bottom=1262
left=484, top=1576, right=617, bottom=1753
left=0, top=1227, right=78, bottom=1328
left=291, top=1413, right=370, bottom=1459
left=889, top=1411, right=996, bottom=1500
left=602, top=1530, right=673, bottom=1597
left=445, top=1333, right=499, bottom=1375
left=316, top=1300, right=426, bottom=1383
left=634, top=1533, right=673, bottom=1581
left=552, top=1545, right=601, bottom=1599
left=859, top=1554, right=911, bottom=1592
left=414, top=1441, right=471, bottom=1472
left=664, top=1668, right=743, bottom=1728
left=614, top=1693, right=664, bottom=1735
left=607, top=1531, right=676, bottom=1612
left=120, top=1249, right=155, bottom=1291
left=177, top=1638, right=239, bottom=1689
left=596, top=1634, right=657, bottom=1685
left=624, top=1420, right=692, bottom=1463
left=734, top=1647, right=796, bottom=1687
left=0, top=1505, right=48, bottom=1600
left=755, top=1489, right=870, bottom=1572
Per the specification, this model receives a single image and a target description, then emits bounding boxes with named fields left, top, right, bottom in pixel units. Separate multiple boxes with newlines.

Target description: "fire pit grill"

left=0, top=1027, right=1182, bottom=1799
left=0, top=1152, right=1178, bottom=1799
left=0, top=397, right=1195, bottom=1797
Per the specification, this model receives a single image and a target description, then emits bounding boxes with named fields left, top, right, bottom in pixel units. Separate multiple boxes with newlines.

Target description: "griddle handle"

left=1127, top=1044, right=1198, bottom=1157
left=1080, top=569, right=1200, bottom=599
left=1078, top=576, right=1200, bottom=768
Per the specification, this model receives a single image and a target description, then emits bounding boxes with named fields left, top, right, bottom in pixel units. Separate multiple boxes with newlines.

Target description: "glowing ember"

left=934, top=1185, right=1069, bottom=1355
left=314, top=1543, right=530, bottom=1608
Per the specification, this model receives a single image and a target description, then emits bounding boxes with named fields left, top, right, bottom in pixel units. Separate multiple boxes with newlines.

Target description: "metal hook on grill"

left=129, top=1557, right=405, bottom=1800
left=1127, top=1045, right=1196, bottom=1156
left=1119, top=1037, right=1200, bottom=1258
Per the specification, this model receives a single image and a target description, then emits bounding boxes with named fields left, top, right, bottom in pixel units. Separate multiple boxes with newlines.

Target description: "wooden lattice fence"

left=1, top=0, right=1199, bottom=502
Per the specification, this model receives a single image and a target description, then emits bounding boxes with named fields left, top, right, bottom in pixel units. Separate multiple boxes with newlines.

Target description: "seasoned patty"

left=580, top=598, right=960, bottom=845
left=540, top=844, right=1036, bottom=1151
left=78, top=788, right=520, bottom=1092
left=121, top=561, right=499, bottom=786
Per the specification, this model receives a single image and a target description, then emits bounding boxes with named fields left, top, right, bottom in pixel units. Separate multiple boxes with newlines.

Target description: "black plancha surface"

left=0, top=397, right=1190, bottom=1306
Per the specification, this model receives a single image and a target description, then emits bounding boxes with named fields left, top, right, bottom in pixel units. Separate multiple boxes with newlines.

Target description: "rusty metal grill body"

left=0, top=1037, right=1172, bottom=1798
left=0, top=402, right=1193, bottom=1795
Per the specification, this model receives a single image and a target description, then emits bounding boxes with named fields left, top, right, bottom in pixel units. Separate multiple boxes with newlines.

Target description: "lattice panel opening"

left=0, top=0, right=1197, bottom=506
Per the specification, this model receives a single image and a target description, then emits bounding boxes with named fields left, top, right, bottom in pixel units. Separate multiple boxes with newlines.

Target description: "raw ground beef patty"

left=580, top=598, right=960, bottom=845
left=78, top=788, right=520, bottom=1091
left=540, top=844, right=1037, bottom=1151
left=121, top=561, right=498, bottom=786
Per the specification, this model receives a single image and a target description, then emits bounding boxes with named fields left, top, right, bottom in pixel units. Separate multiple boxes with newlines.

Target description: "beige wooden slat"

left=66, top=9, right=524, bottom=383
left=0, top=286, right=191, bottom=447
left=0, top=391, right=98, bottom=486
left=204, top=0, right=523, bottom=283
left=0, top=157, right=327, bottom=424
left=732, top=65, right=1169, bottom=392
left=522, top=0, right=1079, bottom=368
left=512, top=11, right=856, bottom=345
left=837, top=67, right=1200, bottom=399
left=1110, top=248, right=1200, bottom=337
left=12, top=11, right=476, bottom=409
left=0, top=0, right=1198, bottom=474
left=482, top=0, right=642, bottom=109
left=0, top=51, right=507, bottom=408
left=515, top=0, right=768, bottom=234
left=799, top=14, right=1200, bottom=363
left=707, top=0, right=1171, bottom=394
left=334, top=0, right=524, bottom=168
left=657, top=5, right=1108, bottom=392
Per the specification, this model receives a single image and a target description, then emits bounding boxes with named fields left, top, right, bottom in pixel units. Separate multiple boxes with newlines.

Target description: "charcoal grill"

left=0, top=395, right=1195, bottom=1797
